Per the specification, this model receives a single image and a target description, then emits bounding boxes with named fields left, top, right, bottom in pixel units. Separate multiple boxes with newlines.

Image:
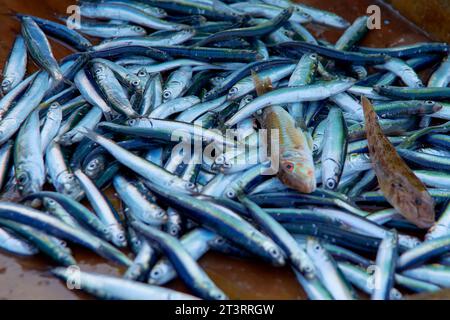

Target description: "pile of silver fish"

left=0, top=0, right=450, bottom=300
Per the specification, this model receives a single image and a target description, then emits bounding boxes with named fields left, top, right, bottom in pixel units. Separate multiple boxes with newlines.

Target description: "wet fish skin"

left=21, top=16, right=64, bottom=82
left=52, top=267, right=199, bottom=300
left=14, top=110, right=45, bottom=196
left=361, top=96, right=435, bottom=228
left=1, top=35, right=27, bottom=95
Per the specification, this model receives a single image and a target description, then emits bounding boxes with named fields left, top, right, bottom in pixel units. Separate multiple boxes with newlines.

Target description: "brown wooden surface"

left=386, top=0, right=450, bottom=43
left=0, top=0, right=437, bottom=300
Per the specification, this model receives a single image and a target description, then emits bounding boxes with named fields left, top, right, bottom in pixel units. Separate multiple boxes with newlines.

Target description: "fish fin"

left=251, top=70, right=272, bottom=96
left=251, top=70, right=264, bottom=97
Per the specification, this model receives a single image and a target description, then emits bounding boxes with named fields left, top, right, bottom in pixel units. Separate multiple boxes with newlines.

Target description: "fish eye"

left=186, top=182, right=196, bottom=190
left=138, top=70, right=147, bottom=77
left=284, top=162, right=295, bottom=172
left=229, top=87, right=238, bottom=95
left=128, top=119, right=136, bottom=126
left=214, top=292, right=226, bottom=300
left=226, top=190, right=235, bottom=198
left=170, top=227, right=179, bottom=236
left=269, top=247, right=279, bottom=257
left=426, top=100, right=434, bottom=105
left=415, top=198, right=422, bottom=205
left=303, top=264, right=313, bottom=273
left=392, top=291, right=402, bottom=299
left=1, top=79, right=11, bottom=87
left=326, top=178, right=336, bottom=190
left=163, top=91, right=171, bottom=99
left=151, top=269, right=161, bottom=278
left=17, top=174, right=28, bottom=184
left=87, top=162, right=97, bottom=170
left=314, top=244, right=321, bottom=251
left=134, top=26, right=143, bottom=31
left=215, top=237, right=225, bottom=245
left=156, top=210, right=165, bottom=217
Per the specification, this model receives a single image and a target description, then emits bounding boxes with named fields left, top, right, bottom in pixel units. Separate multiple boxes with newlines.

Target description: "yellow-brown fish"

left=361, top=96, right=435, bottom=228
left=252, top=72, right=316, bottom=193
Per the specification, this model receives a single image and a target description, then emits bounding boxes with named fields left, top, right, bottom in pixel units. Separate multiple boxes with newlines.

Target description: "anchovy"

left=131, top=220, right=227, bottom=300
left=52, top=267, right=199, bottom=300
left=74, top=169, right=127, bottom=247
left=21, top=17, right=64, bottom=82
left=2, top=35, right=27, bottom=95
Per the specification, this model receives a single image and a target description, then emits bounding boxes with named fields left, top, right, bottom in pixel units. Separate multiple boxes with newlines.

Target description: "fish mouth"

left=278, top=170, right=316, bottom=194
left=415, top=215, right=435, bottom=229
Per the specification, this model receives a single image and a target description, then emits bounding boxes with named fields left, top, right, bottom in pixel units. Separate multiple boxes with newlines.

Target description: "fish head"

left=91, top=62, right=107, bottom=80
left=149, top=263, right=170, bottom=285
left=1, top=78, right=13, bottom=93
left=131, top=25, right=146, bottom=35
left=127, top=117, right=152, bottom=128
left=206, top=286, right=228, bottom=300
left=202, top=88, right=217, bottom=101
left=142, top=206, right=167, bottom=226
left=136, top=68, right=148, bottom=79
left=15, top=165, right=44, bottom=196
left=262, top=240, right=286, bottom=266
left=306, top=237, right=327, bottom=261
left=180, top=180, right=199, bottom=194
left=162, top=89, right=173, bottom=102
left=227, top=86, right=240, bottom=100
left=109, top=225, right=128, bottom=248
left=400, top=188, right=435, bottom=229
left=279, top=150, right=316, bottom=193
left=126, top=75, right=141, bottom=90
left=43, top=197, right=59, bottom=211
left=83, top=158, right=105, bottom=180
left=57, top=172, right=84, bottom=200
